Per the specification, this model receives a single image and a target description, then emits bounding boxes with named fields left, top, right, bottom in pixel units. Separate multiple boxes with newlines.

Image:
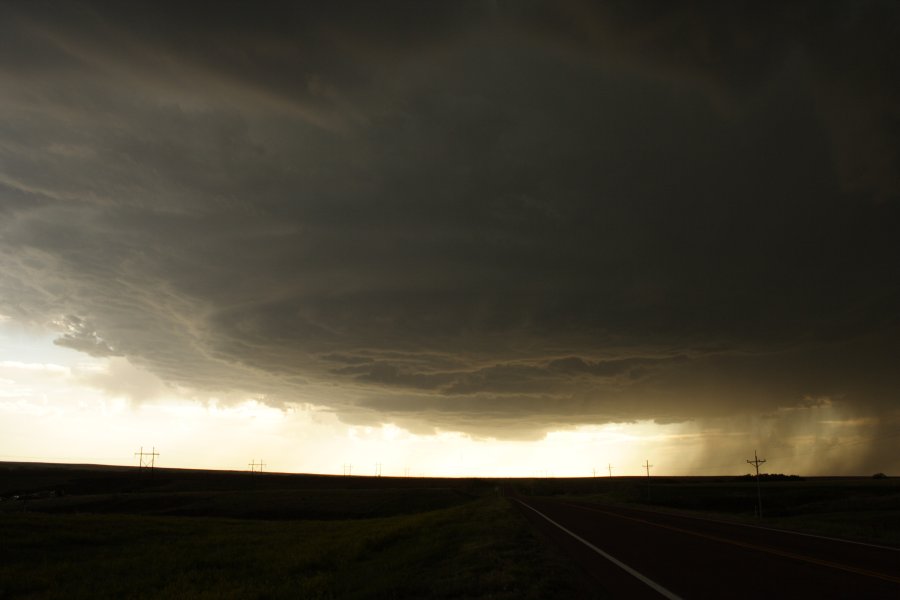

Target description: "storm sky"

left=1, top=1, right=899, bottom=474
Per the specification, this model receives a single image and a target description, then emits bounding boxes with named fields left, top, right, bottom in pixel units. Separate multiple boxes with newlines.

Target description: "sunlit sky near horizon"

left=1, top=305, right=890, bottom=477
left=1, top=1, right=899, bottom=476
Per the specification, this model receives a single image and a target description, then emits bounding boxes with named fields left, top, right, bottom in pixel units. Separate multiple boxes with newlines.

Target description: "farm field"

left=0, top=463, right=593, bottom=599
left=2, top=463, right=898, bottom=598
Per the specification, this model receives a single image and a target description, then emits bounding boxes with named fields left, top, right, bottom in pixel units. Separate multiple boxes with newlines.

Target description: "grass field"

left=0, top=497, right=594, bottom=599
left=1, top=487, right=473, bottom=520
left=0, top=465, right=593, bottom=599
left=3, top=463, right=897, bottom=598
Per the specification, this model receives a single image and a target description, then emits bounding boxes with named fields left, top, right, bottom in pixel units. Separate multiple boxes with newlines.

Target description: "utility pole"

left=608, top=464, right=613, bottom=478
left=375, top=463, right=382, bottom=477
left=248, top=459, right=265, bottom=473
left=343, top=463, right=352, bottom=476
left=134, top=446, right=159, bottom=471
left=746, top=450, right=766, bottom=517
left=643, top=460, right=652, bottom=501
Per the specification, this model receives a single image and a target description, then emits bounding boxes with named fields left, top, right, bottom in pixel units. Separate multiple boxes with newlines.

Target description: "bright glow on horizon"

left=0, top=322, right=885, bottom=477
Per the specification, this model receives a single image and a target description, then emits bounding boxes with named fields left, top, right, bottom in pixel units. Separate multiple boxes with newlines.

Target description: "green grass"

left=0, top=496, right=589, bottom=599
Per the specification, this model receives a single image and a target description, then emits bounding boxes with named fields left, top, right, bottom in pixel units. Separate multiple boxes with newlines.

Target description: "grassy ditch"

left=0, top=495, right=588, bottom=599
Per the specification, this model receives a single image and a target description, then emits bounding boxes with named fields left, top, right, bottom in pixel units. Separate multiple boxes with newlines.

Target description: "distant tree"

left=872, top=472, right=888, bottom=479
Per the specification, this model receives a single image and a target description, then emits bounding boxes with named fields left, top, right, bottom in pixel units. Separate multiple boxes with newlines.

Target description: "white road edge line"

left=516, top=499, right=683, bottom=600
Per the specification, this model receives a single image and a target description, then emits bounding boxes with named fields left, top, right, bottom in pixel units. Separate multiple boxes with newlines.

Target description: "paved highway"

left=515, top=497, right=900, bottom=599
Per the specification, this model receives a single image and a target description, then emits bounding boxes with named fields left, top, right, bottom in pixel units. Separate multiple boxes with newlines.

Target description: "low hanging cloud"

left=0, top=1, right=898, bottom=450
left=78, top=356, right=171, bottom=403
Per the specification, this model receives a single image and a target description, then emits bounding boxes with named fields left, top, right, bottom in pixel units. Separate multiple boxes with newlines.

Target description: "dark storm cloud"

left=1, top=1, right=898, bottom=454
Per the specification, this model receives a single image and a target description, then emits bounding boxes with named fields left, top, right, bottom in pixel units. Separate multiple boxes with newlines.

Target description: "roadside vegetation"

left=0, top=466, right=590, bottom=599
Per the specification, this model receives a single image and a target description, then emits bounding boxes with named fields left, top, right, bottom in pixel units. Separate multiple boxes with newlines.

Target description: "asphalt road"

left=514, top=497, right=900, bottom=599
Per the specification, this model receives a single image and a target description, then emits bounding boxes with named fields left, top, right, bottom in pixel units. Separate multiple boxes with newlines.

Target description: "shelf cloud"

left=1, top=1, right=898, bottom=450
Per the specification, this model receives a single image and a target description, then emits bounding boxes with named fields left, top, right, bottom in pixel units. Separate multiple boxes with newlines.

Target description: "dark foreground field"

left=0, top=464, right=591, bottom=599
left=2, top=464, right=898, bottom=598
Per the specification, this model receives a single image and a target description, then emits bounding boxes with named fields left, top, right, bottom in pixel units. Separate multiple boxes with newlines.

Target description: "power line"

left=248, top=459, right=266, bottom=473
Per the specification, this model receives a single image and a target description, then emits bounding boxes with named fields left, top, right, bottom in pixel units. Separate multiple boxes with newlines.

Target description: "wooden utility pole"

left=343, top=464, right=352, bottom=476
left=746, top=450, right=766, bottom=517
left=608, top=464, right=613, bottom=478
left=248, top=459, right=265, bottom=473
